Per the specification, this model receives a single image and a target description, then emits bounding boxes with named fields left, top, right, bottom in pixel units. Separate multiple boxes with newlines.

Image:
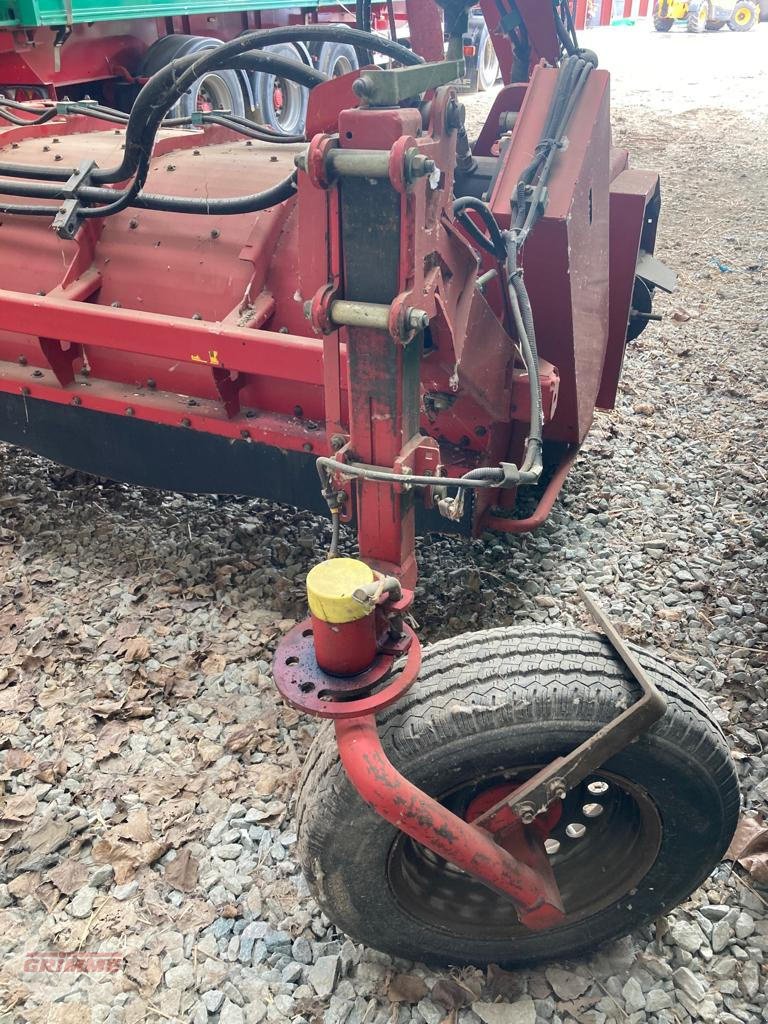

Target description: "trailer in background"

left=0, top=0, right=439, bottom=133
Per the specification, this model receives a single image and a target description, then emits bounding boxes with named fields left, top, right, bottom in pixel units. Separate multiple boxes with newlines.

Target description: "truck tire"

left=297, top=626, right=739, bottom=966
left=317, top=42, right=359, bottom=78
left=687, top=0, right=709, bottom=30
left=254, top=42, right=309, bottom=136
left=141, top=35, right=246, bottom=120
left=476, top=24, right=500, bottom=92
left=728, top=1, right=758, bottom=28
left=705, top=18, right=727, bottom=27
left=652, top=14, right=675, bottom=30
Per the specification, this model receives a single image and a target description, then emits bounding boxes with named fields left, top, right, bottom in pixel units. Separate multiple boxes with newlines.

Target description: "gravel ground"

left=1, top=21, right=767, bottom=1024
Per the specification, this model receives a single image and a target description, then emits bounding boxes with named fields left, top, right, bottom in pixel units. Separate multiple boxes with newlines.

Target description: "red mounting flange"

left=273, top=619, right=421, bottom=719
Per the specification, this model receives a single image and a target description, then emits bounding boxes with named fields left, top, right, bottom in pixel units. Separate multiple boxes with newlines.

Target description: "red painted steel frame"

left=335, top=716, right=565, bottom=929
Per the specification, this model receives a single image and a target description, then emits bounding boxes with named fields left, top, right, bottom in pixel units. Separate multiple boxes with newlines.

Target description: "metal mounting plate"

left=355, top=60, right=465, bottom=105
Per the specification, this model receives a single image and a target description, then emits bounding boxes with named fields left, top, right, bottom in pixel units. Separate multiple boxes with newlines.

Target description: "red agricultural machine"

left=0, top=0, right=738, bottom=965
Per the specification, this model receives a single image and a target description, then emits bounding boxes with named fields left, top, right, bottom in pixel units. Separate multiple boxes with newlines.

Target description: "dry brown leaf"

left=47, top=859, right=89, bottom=896
left=4, top=749, right=34, bottom=771
left=223, top=724, right=257, bottom=754
left=169, top=678, right=198, bottom=699
left=7, top=871, right=40, bottom=898
left=725, top=814, right=768, bottom=885
left=431, top=978, right=476, bottom=1011
left=114, top=808, right=153, bottom=844
left=388, top=974, right=429, bottom=1003
left=201, top=653, right=227, bottom=676
left=197, top=739, right=223, bottom=765
left=122, top=637, right=150, bottom=663
left=124, top=951, right=162, bottom=998
left=486, top=964, right=525, bottom=1001
left=115, top=620, right=141, bottom=642
left=164, top=847, right=199, bottom=894
left=94, top=722, right=131, bottom=762
left=1, top=791, right=38, bottom=822
left=136, top=774, right=185, bottom=805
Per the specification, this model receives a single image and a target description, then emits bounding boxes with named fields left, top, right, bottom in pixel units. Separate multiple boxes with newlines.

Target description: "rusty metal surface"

left=273, top=619, right=422, bottom=718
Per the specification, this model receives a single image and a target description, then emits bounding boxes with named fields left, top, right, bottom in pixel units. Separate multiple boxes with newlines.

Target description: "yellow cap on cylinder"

left=306, top=558, right=375, bottom=624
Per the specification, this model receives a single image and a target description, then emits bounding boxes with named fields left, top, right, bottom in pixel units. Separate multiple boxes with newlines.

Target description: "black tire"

left=141, top=34, right=192, bottom=75
left=653, top=15, right=675, bottom=30
left=728, top=1, right=758, bottom=29
left=317, top=42, right=360, bottom=78
left=475, top=24, right=500, bottom=92
left=687, top=0, right=709, bottom=31
left=140, top=35, right=246, bottom=120
left=297, top=627, right=739, bottom=966
left=254, top=42, right=309, bottom=136
left=705, top=18, right=727, bottom=28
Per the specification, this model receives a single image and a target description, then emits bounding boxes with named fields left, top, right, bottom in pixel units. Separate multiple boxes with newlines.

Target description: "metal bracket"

left=473, top=587, right=668, bottom=827
left=351, top=60, right=465, bottom=106
left=52, top=160, right=97, bottom=240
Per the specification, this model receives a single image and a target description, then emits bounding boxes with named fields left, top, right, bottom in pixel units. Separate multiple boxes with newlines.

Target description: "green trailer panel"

left=4, top=0, right=320, bottom=29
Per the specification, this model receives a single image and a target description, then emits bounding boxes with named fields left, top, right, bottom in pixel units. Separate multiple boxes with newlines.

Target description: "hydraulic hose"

left=0, top=25, right=421, bottom=219
left=446, top=52, right=594, bottom=499
left=92, top=26, right=421, bottom=188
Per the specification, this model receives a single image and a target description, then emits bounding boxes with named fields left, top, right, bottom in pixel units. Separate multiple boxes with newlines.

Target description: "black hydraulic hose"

left=0, top=26, right=420, bottom=218
left=0, top=164, right=298, bottom=216
left=93, top=26, right=421, bottom=188
left=552, top=2, right=577, bottom=55
left=75, top=52, right=325, bottom=220
left=0, top=105, right=58, bottom=127
left=452, top=195, right=507, bottom=259
left=131, top=172, right=298, bottom=214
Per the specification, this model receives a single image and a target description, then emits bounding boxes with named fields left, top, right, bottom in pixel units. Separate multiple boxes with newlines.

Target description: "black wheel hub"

left=387, top=768, right=662, bottom=939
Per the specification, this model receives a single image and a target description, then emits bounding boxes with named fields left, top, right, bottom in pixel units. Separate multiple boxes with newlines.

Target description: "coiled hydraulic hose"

left=0, top=26, right=422, bottom=221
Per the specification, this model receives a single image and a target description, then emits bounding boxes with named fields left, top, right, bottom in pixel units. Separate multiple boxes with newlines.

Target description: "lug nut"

left=517, top=803, right=537, bottom=825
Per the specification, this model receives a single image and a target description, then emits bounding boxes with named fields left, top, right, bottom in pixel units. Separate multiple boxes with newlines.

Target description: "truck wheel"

left=254, top=42, right=309, bottom=136
left=141, top=35, right=246, bottom=119
left=476, top=24, right=500, bottom=92
left=728, top=1, right=757, bottom=29
left=652, top=14, right=675, bottom=30
left=687, top=1, right=709, bottom=30
left=317, top=42, right=359, bottom=78
left=297, top=627, right=739, bottom=966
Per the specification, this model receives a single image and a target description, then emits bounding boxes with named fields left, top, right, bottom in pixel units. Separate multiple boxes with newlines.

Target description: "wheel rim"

left=387, top=768, right=662, bottom=939
left=735, top=6, right=750, bottom=22
left=266, top=74, right=304, bottom=134
left=481, top=35, right=499, bottom=87
left=332, top=55, right=354, bottom=77
left=195, top=73, right=234, bottom=113
left=699, top=7, right=708, bottom=25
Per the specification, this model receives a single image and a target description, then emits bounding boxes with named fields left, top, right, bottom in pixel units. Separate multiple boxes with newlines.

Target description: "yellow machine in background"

left=653, top=0, right=758, bottom=30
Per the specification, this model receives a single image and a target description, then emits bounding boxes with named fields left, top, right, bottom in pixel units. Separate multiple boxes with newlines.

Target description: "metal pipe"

left=327, top=300, right=429, bottom=332
left=334, top=715, right=565, bottom=930
left=482, top=446, right=579, bottom=534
